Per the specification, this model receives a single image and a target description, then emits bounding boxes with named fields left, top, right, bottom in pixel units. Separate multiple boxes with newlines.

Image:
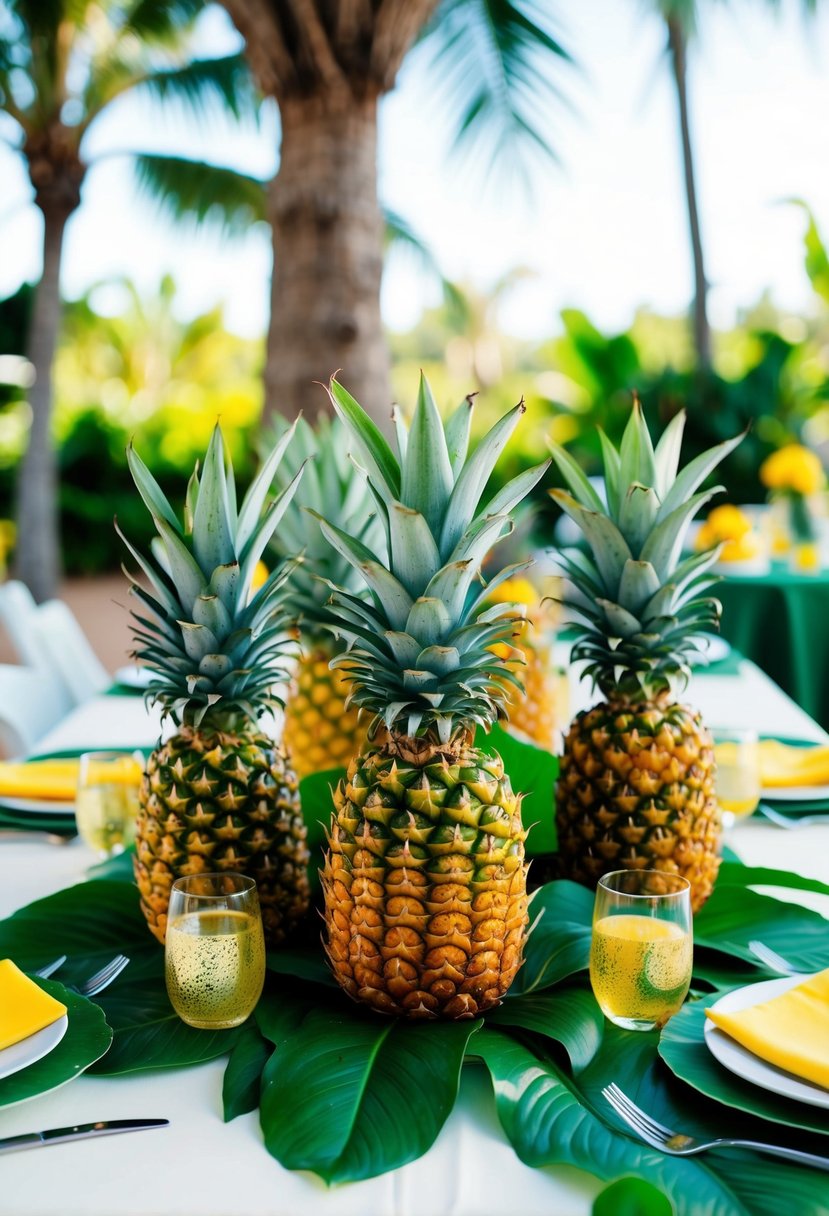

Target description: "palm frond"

left=383, top=206, right=442, bottom=273
left=132, top=153, right=266, bottom=234
left=129, top=53, right=260, bottom=123
left=120, top=0, right=205, bottom=42
left=420, top=0, right=573, bottom=181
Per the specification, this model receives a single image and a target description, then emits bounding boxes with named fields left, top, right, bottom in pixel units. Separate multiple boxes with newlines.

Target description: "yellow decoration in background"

left=758, top=739, right=829, bottom=788
left=695, top=505, right=763, bottom=563
left=0, top=960, right=67, bottom=1050
left=760, top=444, right=825, bottom=496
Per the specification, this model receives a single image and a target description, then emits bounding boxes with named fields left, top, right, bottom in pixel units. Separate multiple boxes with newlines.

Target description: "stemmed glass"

left=76, top=751, right=143, bottom=857
left=589, top=869, right=693, bottom=1032
left=164, top=873, right=266, bottom=1029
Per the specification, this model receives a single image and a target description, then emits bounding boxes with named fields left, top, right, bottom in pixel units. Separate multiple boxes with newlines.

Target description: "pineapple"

left=120, top=423, right=311, bottom=945
left=264, top=417, right=385, bottom=779
left=550, top=403, right=742, bottom=912
left=316, top=374, right=550, bottom=1018
left=488, top=576, right=562, bottom=751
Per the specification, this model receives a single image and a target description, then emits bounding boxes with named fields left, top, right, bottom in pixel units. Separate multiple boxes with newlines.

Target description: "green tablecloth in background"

left=717, top=562, right=829, bottom=730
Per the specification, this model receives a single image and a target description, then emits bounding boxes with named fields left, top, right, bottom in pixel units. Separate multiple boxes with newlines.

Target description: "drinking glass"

left=76, top=751, right=143, bottom=857
left=714, top=728, right=761, bottom=825
left=589, top=869, right=692, bottom=1032
left=165, top=873, right=266, bottom=1029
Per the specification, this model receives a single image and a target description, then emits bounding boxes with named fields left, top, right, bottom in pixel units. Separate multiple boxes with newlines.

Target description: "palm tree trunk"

left=265, top=93, right=390, bottom=428
left=666, top=15, right=711, bottom=369
left=13, top=204, right=70, bottom=602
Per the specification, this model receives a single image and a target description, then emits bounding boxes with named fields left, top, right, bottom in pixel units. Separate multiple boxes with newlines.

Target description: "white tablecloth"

left=2, top=661, right=828, bottom=1216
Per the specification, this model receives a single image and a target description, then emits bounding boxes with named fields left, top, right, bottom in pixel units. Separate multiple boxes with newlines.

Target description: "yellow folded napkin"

left=758, top=740, right=829, bottom=789
left=0, top=960, right=67, bottom=1051
left=706, top=968, right=829, bottom=1089
left=0, top=757, right=142, bottom=802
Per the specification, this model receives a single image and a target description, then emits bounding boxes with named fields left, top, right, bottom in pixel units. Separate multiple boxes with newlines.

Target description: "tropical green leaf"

left=488, top=985, right=604, bottom=1072
left=133, top=155, right=267, bottom=236
left=420, top=0, right=573, bottom=181
left=0, top=978, right=112, bottom=1108
left=695, top=882, right=829, bottom=971
left=259, top=999, right=481, bottom=1183
left=223, top=1020, right=272, bottom=1122
left=658, top=1001, right=829, bottom=1138
left=511, top=880, right=594, bottom=995
left=133, top=54, right=259, bottom=123
left=93, top=982, right=245, bottom=1074
left=593, top=1177, right=674, bottom=1216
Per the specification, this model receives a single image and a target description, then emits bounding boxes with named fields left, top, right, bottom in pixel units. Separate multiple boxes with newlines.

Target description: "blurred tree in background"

left=0, top=0, right=259, bottom=600
left=212, top=0, right=573, bottom=427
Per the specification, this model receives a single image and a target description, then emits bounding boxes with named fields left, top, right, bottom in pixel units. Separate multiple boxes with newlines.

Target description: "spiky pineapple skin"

left=503, top=630, right=560, bottom=752
left=555, top=701, right=721, bottom=912
left=135, top=726, right=310, bottom=945
left=322, top=737, right=528, bottom=1019
left=283, top=639, right=368, bottom=779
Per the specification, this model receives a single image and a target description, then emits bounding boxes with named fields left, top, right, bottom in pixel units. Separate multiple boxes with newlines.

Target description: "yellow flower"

left=487, top=577, right=539, bottom=606
left=695, top=504, right=763, bottom=562
left=760, top=445, right=825, bottom=496
left=251, top=560, right=269, bottom=592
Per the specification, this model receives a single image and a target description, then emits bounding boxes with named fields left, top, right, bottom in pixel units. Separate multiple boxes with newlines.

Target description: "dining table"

left=716, top=560, right=829, bottom=731
left=1, top=650, right=828, bottom=1216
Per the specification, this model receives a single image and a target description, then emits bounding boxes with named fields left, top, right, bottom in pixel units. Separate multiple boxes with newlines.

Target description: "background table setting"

left=0, top=643, right=827, bottom=1216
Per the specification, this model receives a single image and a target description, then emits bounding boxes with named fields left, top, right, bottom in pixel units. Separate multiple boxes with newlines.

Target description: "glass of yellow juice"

left=714, top=729, right=761, bottom=826
left=589, top=869, right=692, bottom=1032
left=165, top=873, right=266, bottom=1030
left=76, top=751, right=143, bottom=857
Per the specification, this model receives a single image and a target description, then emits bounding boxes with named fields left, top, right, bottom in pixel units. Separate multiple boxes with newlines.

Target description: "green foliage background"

left=1, top=207, right=829, bottom=574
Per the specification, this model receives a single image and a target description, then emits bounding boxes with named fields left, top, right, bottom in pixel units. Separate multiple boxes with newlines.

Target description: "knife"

left=0, top=1118, right=169, bottom=1154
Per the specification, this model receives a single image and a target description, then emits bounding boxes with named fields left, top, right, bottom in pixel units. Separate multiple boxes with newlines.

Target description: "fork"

left=748, top=940, right=808, bottom=976
left=602, top=1083, right=829, bottom=1171
left=759, top=804, right=827, bottom=830
left=34, top=954, right=130, bottom=996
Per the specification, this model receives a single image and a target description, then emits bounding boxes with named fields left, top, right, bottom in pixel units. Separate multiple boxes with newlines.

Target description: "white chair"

left=0, top=663, right=68, bottom=757
left=33, top=599, right=111, bottom=703
left=0, top=580, right=109, bottom=706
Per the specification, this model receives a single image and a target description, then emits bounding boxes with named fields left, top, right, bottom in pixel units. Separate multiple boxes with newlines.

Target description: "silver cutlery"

left=602, top=1083, right=829, bottom=1171
left=0, top=1118, right=169, bottom=1155
left=0, top=830, right=76, bottom=845
left=33, top=954, right=130, bottom=995
left=33, top=955, right=68, bottom=979
left=748, top=940, right=807, bottom=976
left=759, top=804, right=827, bottom=830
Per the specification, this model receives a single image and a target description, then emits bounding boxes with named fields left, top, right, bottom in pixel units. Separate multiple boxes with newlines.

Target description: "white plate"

left=0, top=795, right=75, bottom=816
left=761, top=783, right=829, bottom=803
left=114, top=665, right=156, bottom=690
left=0, top=1015, right=68, bottom=1081
left=705, top=975, right=829, bottom=1109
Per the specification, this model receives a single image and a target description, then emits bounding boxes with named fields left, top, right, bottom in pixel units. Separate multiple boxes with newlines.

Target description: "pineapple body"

left=556, top=701, right=721, bottom=912
left=136, top=726, right=310, bottom=945
left=501, top=625, right=560, bottom=752
left=323, top=732, right=528, bottom=1019
left=283, top=636, right=367, bottom=779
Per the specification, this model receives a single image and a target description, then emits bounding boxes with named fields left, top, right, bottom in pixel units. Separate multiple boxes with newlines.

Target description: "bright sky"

left=0, top=0, right=828, bottom=341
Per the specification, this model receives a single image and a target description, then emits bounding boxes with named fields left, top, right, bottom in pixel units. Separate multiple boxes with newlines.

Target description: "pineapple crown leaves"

left=259, top=413, right=387, bottom=630
left=120, top=421, right=307, bottom=729
left=312, top=372, right=550, bottom=743
left=549, top=400, right=744, bottom=701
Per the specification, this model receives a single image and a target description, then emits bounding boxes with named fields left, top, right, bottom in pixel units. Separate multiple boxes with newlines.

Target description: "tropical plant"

left=317, top=372, right=550, bottom=1018
left=125, top=421, right=311, bottom=946
left=208, top=0, right=572, bottom=428
left=551, top=402, right=743, bottom=911
left=0, top=0, right=258, bottom=599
